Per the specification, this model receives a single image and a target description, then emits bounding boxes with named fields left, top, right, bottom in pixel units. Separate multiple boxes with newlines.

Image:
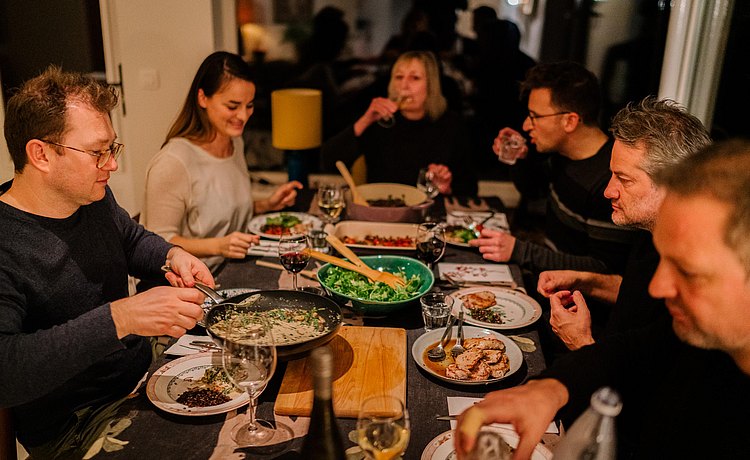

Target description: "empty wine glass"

left=357, top=395, right=410, bottom=460
left=415, top=222, right=446, bottom=269
left=317, top=183, right=346, bottom=225
left=416, top=168, right=440, bottom=199
left=221, top=307, right=286, bottom=447
left=278, top=234, right=311, bottom=290
left=377, top=93, right=405, bottom=128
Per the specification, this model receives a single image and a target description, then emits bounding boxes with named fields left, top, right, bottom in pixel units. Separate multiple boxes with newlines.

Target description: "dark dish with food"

left=366, top=195, right=407, bottom=207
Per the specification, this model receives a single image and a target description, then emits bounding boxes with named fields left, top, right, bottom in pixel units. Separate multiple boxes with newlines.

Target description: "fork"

left=451, top=310, right=465, bottom=358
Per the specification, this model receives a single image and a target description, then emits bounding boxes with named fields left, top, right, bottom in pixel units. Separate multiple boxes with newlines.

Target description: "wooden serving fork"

left=325, top=235, right=407, bottom=289
left=307, top=249, right=406, bottom=290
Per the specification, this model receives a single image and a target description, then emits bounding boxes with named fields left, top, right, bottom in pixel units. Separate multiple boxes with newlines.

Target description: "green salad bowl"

left=317, top=255, right=434, bottom=316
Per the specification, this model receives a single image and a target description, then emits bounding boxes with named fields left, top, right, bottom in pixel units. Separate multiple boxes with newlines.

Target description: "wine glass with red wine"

left=278, top=234, right=311, bottom=290
left=415, top=222, right=446, bottom=270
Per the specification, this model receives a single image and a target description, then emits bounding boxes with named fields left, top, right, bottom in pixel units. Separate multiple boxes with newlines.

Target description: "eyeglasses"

left=527, top=111, right=571, bottom=126
left=42, top=140, right=124, bottom=168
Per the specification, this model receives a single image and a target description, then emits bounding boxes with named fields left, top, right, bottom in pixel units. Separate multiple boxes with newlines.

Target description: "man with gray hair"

left=538, top=97, right=711, bottom=351
left=456, top=139, right=750, bottom=459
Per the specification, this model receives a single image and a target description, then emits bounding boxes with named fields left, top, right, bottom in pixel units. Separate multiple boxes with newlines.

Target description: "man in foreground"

left=456, top=139, right=750, bottom=459
left=539, top=97, right=710, bottom=350
left=0, top=67, right=214, bottom=458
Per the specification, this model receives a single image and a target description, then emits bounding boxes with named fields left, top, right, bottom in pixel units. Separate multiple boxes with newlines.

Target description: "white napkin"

left=247, top=239, right=278, bottom=257
left=438, top=263, right=514, bottom=283
left=164, top=333, right=215, bottom=356
left=447, top=397, right=559, bottom=434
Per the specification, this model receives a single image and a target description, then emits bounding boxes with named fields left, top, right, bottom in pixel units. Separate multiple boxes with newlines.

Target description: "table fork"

left=451, top=311, right=465, bottom=357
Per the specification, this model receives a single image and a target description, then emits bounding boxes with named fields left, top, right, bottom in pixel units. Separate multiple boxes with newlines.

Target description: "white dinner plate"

left=247, top=212, right=322, bottom=240
left=421, top=427, right=553, bottom=460
left=411, top=326, right=523, bottom=386
left=146, top=352, right=249, bottom=416
left=453, top=287, right=542, bottom=330
left=443, top=212, right=510, bottom=248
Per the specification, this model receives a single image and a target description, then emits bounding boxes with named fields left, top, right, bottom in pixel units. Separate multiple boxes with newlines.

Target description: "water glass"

left=420, top=292, right=453, bottom=331
left=309, top=229, right=329, bottom=254
left=498, top=133, right=526, bottom=165
left=416, top=168, right=439, bottom=199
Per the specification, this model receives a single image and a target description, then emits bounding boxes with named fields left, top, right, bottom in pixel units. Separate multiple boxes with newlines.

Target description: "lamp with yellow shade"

left=271, top=88, right=322, bottom=188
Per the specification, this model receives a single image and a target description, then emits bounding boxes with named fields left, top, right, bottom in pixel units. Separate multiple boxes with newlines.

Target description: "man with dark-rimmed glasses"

left=0, top=66, right=214, bottom=458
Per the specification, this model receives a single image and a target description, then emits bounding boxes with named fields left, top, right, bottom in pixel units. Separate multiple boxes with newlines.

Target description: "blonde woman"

left=143, top=52, right=302, bottom=271
left=322, top=50, right=477, bottom=196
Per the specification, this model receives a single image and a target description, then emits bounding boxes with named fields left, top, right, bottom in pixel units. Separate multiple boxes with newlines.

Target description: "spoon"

left=335, top=160, right=368, bottom=206
left=451, top=311, right=465, bottom=358
left=428, top=315, right=457, bottom=362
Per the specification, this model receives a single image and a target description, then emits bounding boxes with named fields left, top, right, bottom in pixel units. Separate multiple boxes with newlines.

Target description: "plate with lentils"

left=146, top=352, right=249, bottom=416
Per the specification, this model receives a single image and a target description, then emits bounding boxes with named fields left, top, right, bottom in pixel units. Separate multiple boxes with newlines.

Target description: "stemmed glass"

left=278, top=234, right=311, bottom=290
left=357, top=395, right=410, bottom=460
left=377, top=93, right=404, bottom=128
left=416, top=168, right=440, bottom=199
left=415, top=222, right=446, bottom=270
left=221, top=307, right=284, bottom=447
left=317, top=183, right=346, bottom=225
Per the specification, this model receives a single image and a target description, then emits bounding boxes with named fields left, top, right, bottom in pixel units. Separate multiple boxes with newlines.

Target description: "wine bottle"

left=554, top=386, right=622, bottom=460
left=300, top=346, right=346, bottom=459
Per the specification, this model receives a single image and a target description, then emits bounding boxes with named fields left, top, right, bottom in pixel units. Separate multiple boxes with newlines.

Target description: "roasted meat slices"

left=464, top=337, right=505, bottom=351
left=459, top=291, right=497, bottom=310
left=445, top=336, right=510, bottom=381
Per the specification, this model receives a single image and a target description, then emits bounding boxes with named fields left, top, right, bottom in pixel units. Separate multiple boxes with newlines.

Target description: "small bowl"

left=317, top=255, right=434, bottom=315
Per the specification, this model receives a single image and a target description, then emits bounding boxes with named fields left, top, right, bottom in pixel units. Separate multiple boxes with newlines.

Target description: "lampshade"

left=271, top=89, right=322, bottom=150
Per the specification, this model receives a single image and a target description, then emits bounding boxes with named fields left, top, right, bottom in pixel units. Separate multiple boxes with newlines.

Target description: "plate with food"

left=412, top=326, right=523, bottom=386
left=421, top=427, right=553, bottom=460
left=247, top=212, right=322, bottom=239
left=454, top=287, right=542, bottom=330
left=443, top=225, right=479, bottom=247
left=332, top=221, right=418, bottom=250
left=146, top=352, right=249, bottom=416
left=444, top=212, right=510, bottom=247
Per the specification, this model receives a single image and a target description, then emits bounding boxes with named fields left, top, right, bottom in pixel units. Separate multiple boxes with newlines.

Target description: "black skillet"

left=200, top=287, right=343, bottom=360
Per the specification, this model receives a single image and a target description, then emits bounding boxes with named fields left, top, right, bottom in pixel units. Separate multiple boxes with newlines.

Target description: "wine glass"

left=317, top=183, right=346, bottom=225
left=416, top=167, right=440, bottom=199
left=377, top=93, right=404, bottom=128
left=415, top=222, right=446, bottom=270
left=278, top=234, right=311, bottom=290
left=357, top=395, right=410, bottom=460
left=221, top=307, right=283, bottom=447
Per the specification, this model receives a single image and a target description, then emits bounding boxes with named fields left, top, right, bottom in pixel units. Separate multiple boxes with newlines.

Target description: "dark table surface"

left=103, top=195, right=553, bottom=460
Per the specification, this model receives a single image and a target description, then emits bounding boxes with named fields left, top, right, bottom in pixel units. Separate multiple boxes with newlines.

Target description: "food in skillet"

left=366, top=195, right=407, bottom=207
left=210, top=306, right=331, bottom=346
left=260, top=213, right=310, bottom=236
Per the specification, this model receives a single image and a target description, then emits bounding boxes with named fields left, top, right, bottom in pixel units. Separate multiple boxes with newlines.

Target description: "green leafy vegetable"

left=264, top=213, right=302, bottom=228
left=322, top=266, right=421, bottom=302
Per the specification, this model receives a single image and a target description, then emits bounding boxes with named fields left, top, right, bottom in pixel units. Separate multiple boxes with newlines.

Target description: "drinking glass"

left=377, top=93, right=404, bottom=128
left=221, top=307, right=283, bottom=447
left=497, top=132, right=526, bottom=165
left=420, top=292, right=454, bottom=331
left=317, top=183, right=346, bottom=224
left=357, top=395, right=410, bottom=460
left=415, top=222, right=446, bottom=269
left=278, top=234, right=311, bottom=290
left=416, top=168, right=440, bottom=199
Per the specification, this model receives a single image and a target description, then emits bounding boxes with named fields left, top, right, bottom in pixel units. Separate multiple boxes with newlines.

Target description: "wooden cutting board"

left=274, top=326, right=406, bottom=418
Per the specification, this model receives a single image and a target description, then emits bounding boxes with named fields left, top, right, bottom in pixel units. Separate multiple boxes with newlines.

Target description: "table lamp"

left=271, top=88, right=322, bottom=188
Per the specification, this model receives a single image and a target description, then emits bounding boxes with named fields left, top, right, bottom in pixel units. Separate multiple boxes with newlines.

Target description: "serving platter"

left=247, top=212, right=322, bottom=240
left=146, top=352, right=249, bottom=416
left=453, top=287, right=542, bottom=330
left=411, top=326, right=523, bottom=386
left=331, top=221, right=418, bottom=251
left=421, top=427, right=553, bottom=460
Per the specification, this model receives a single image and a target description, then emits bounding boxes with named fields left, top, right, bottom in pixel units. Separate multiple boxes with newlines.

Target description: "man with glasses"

left=0, top=66, right=214, bottom=457
left=474, top=61, right=638, bottom=277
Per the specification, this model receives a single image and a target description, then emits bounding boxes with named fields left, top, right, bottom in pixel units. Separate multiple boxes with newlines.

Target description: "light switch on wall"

left=139, top=69, right=160, bottom=90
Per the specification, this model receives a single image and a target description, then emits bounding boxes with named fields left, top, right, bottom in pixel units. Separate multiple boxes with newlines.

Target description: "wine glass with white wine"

left=357, top=395, right=410, bottom=460
left=317, top=183, right=346, bottom=225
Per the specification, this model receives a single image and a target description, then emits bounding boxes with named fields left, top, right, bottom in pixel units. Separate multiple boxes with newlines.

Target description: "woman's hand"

left=353, top=97, right=400, bottom=136
left=255, top=181, right=303, bottom=214
left=428, top=163, right=453, bottom=195
left=216, top=231, right=260, bottom=259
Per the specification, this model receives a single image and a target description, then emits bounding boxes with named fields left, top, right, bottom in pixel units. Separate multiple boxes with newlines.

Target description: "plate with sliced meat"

left=412, top=326, right=523, bottom=386
left=454, top=287, right=542, bottom=330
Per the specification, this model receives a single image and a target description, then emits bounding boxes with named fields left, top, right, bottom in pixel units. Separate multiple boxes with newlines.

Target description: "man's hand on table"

left=549, top=290, right=595, bottom=351
left=469, top=228, right=515, bottom=262
left=110, top=287, right=206, bottom=339
left=455, top=379, right=568, bottom=459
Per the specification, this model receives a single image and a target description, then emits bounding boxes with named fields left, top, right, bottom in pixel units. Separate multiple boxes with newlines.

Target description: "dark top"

left=321, top=110, right=478, bottom=197
left=0, top=184, right=170, bottom=446
left=546, top=139, right=636, bottom=274
left=544, top=318, right=750, bottom=459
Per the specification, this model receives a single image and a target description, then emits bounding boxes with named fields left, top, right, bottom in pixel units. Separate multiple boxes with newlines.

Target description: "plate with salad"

left=247, top=212, right=322, bottom=239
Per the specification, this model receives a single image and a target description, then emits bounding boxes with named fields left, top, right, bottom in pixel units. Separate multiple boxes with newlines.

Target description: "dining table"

left=99, top=192, right=560, bottom=460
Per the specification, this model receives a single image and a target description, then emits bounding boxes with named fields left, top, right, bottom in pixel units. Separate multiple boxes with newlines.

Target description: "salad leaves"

left=322, top=266, right=421, bottom=302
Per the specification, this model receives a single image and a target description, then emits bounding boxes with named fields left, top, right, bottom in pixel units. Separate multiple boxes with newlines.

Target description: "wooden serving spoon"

left=335, top=160, right=368, bottom=206
left=308, top=249, right=405, bottom=290
left=325, top=235, right=406, bottom=288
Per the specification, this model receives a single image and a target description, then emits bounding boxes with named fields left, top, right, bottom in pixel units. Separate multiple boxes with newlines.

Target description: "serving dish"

left=346, top=183, right=431, bottom=223
left=332, top=221, right=418, bottom=251
left=411, top=326, right=523, bottom=386
left=317, top=255, right=433, bottom=315
left=146, top=352, right=249, bottom=416
left=453, top=287, right=542, bottom=330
